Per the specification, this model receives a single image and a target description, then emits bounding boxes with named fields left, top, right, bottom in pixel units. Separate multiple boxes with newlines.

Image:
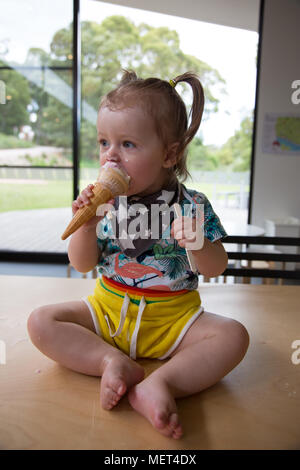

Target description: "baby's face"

left=97, top=105, right=173, bottom=197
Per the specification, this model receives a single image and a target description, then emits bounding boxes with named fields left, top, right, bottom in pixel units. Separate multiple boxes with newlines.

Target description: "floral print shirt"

left=96, top=185, right=227, bottom=291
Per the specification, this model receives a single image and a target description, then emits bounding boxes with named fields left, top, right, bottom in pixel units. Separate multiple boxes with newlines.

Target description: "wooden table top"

left=0, top=275, right=299, bottom=450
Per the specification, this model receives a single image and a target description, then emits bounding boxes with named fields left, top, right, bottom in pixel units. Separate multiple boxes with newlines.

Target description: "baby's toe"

left=109, top=376, right=127, bottom=396
left=172, top=423, right=183, bottom=439
left=169, top=413, right=179, bottom=428
left=154, top=411, right=169, bottom=430
left=102, top=386, right=120, bottom=410
left=167, top=413, right=181, bottom=438
left=116, top=380, right=127, bottom=396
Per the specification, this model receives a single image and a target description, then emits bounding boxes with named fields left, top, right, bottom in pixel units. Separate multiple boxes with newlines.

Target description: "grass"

left=186, top=181, right=214, bottom=199
left=0, top=178, right=248, bottom=213
left=0, top=181, right=73, bottom=212
left=0, top=133, right=34, bottom=149
left=185, top=180, right=249, bottom=201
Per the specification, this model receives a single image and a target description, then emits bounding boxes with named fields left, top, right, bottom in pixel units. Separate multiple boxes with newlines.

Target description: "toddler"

left=28, top=70, right=249, bottom=440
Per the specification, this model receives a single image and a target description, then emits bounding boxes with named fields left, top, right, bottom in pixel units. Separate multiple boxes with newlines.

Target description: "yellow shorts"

left=83, top=276, right=203, bottom=360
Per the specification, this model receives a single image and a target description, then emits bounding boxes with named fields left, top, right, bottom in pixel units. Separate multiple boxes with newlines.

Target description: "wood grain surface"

left=0, top=276, right=299, bottom=450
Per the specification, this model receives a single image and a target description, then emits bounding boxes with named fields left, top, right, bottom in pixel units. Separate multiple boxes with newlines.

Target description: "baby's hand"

left=72, top=184, right=114, bottom=230
left=171, top=216, right=204, bottom=250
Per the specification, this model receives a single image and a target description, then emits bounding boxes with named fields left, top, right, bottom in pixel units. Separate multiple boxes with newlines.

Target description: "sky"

left=0, top=0, right=258, bottom=147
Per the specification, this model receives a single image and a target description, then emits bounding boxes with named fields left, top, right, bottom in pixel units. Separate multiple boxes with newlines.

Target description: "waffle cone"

left=61, top=166, right=129, bottom=240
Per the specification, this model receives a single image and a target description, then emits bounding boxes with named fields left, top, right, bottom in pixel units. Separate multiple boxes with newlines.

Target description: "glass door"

left=0, top=0, right=74, bottom=256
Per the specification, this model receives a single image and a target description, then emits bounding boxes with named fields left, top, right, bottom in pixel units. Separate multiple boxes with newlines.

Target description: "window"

left=80, top=1, right=258, bottom=229
left=0, top=0, right=259, bottom=262
left=0, top=0, right=73, bottom=256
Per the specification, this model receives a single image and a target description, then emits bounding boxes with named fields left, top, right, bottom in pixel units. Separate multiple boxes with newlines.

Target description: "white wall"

left=251, top=0, right=300, bottom=227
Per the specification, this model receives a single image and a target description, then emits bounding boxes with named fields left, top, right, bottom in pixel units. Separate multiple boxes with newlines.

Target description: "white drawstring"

left=105, top=292, right=147, bottom=360
left=130, top=296, right=146, bottom=360
left=105, top=292, right=130, bottom=338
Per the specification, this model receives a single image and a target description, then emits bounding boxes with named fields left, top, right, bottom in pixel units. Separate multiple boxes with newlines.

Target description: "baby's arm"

left=171, top=216, right=228, bottom=278
left=68, top=184, right=103, bottom=273
left=190, top=238, right=228, bottom=277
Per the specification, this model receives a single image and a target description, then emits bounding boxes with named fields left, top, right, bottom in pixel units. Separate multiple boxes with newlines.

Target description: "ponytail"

left=170, top=72, right=205, bottom=179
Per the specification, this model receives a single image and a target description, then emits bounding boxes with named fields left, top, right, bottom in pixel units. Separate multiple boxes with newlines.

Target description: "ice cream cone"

left=61, top=165, right=129, bottom=240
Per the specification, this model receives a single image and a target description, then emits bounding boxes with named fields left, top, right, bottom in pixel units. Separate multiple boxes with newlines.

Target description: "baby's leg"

left=27, top=301, right=144, bottom=409
left=128, top=312, right=249, bottom=439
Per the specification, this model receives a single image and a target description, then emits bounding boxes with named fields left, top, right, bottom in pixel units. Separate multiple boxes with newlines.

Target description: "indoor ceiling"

left=96, top=0, right=260, bottom=32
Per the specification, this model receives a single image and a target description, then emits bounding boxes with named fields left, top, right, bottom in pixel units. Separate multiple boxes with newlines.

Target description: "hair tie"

left=169, top=79, right=176, bottom=88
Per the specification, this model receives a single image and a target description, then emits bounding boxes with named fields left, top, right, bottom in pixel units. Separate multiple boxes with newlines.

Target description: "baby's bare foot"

left=128, top=376, right=183, bottom=439
left=100, top=354, right=144, bottom=410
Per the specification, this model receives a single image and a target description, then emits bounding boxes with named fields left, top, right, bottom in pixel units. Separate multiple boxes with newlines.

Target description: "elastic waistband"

left=101, top=275, right=189, bottom=301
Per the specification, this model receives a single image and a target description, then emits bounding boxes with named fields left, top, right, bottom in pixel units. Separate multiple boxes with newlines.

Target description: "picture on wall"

left=262, top=113, right=300, bottom=155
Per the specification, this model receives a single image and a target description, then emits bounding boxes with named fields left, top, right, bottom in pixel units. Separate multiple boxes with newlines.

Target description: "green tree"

left=0, top=60, right=31, bottom=135
left=135, top=22, right=223, bottom=115
left=47, top=16, right=226, bottom=163
left=216, top=114, right=253, bottom=171
left=4, top=16, right=226, bottom=164
left=188, top=137, right=219, bottom=171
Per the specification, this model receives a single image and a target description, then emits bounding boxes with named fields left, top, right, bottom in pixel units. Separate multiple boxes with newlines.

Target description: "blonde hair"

left=99, top=70, right=205, bottom=181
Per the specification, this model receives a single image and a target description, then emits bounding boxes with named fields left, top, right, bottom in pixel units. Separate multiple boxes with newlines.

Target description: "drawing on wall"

left=262, top=113, right=300, bottom=155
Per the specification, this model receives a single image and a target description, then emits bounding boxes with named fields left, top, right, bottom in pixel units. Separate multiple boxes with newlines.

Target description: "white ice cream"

left=100, top=161, right=130, bottom=185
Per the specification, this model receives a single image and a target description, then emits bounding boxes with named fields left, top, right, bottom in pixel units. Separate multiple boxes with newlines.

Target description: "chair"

left=222, top=236, right=300, bottom=284
left=242, top=246, right=285, bottom=284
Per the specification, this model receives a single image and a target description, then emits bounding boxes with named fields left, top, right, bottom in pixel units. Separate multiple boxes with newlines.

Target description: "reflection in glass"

left=0, top=0, right=73, bottom=66
left=0, top=0, right=74, bottom=254
left=0, top=65, right=73, bottom=167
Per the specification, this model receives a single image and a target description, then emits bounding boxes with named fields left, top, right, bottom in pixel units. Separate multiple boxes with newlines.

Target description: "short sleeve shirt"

left=96, top=185, right=227, bottom=291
